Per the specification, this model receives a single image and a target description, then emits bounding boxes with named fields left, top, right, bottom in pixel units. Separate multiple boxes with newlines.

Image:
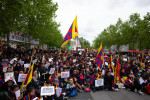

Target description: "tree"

left=79, top=37, right=90, bottom=49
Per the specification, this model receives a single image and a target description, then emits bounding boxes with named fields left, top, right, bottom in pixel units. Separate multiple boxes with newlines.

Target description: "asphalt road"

left=68, top=89, right=150, bottom=100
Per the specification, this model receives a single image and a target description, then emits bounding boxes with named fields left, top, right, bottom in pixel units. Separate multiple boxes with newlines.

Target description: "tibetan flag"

left=116, top=58, right=121, bottom=83
left=141, top=52, right=145, bottom=63
left=20, top=63, right=34, bottom=93
left=109, top=55, right=114, bottom=73
left=61, top=16, right=79, bottom=48
left=85, top=45, right=88, bottom=53
left=95, top=43, right=103, bottom=70
left=90, top=74, right=96, bottom=85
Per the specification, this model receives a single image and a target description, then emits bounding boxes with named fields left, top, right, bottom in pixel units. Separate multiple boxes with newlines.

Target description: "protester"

left=0, top=45, right=149, bottom=100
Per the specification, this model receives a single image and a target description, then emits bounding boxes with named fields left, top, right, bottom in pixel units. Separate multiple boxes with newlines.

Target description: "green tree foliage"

left=0, top=0, right=63, bottom=47
left=93, top=12, right=150, bottom=50
left=79, top=37, right=90, bottom=49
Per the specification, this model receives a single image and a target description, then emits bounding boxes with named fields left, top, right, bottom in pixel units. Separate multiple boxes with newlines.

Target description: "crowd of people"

left=0, top=46, right=150, bottom=100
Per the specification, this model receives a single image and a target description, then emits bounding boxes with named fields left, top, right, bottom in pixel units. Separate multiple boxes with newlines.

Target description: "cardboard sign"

left=4, top=72, right=14, bottom=82
left=15, top=90, right=20, bottom=100
left=18, top=74, right=27, bottom=82
left=24, top=64, right=30, bottom=68
left=95, top=79, right=104, bottom=87
left=61, top=72, right=70, bottom=78
left=49, top=68, right=55, bottom=74
left=40, top=86, right=55, bottom=96
left=56, top=87, right=62, bottom=96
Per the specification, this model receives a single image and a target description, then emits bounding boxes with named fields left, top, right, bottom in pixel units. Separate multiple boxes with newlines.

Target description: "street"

left=69, top=89, right=150, bottom=100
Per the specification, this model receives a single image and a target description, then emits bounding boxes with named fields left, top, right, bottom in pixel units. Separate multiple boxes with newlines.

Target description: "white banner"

left=95, top=79, right=104, bottom=87
left=4, top=72, right=14, bottom=82
left=18, top=74, right=27, bottom=82
left=24, top=64, right=30, bottom=68
left=40, top=86, right=55, bottom=96
left=61, top=72, right=70, bottom=78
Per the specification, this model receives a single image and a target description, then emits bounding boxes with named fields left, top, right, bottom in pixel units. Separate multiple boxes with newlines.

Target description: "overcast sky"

left=53, top=0, right=150, bottom=45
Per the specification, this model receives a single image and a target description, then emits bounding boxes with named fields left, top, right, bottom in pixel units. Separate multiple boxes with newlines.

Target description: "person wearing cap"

left=0, top=78, right=15, bottom=98
left=66, top=78, right=76, bottom=97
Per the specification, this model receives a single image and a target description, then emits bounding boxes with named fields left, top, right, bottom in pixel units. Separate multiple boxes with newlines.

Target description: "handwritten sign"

left=40, top=86, right=55, bottom=96
left=18, top=74, right=27, bottom=82
left=24, top=64, right=30, bottom=68
left=56, top=87, right=62, bottom=96
left=95, top=79, right=104, bottom=87
left=4, top=72, right=14, bottom=82
left=49, top=68, right=55, bottom=74
left=61, top=72, right=70, bottom=78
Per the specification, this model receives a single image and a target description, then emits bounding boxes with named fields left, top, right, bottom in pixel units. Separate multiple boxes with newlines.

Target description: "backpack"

left=70, top=89, right=77, bottom=97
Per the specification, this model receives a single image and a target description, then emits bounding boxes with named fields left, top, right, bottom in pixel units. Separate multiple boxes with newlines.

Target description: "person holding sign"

left=42, top=80, right=53, bottom=100
left=66, top=78, right=77, bottom=97
left=53, top=79, right=63, bottom=100
left=90, top=69, right=103, bottom=92
left=9, top=85, right=21, bottom=100
left=0, top=78, right=15, bottom=95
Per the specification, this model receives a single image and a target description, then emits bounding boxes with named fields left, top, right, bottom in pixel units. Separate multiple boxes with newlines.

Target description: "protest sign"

left=102, top=70, right=105, bottom=75
left=49, top=58, right=53, bottom=62
left=105, top=62, right=108, bottom=66
left=4, top=72, right=14, bottom=82
left=18, top=74, right=27, bottom=82
left=40, top=86, right=55, bottom=96
left=95, top=79, right=104, bottom=87
left=139, top=77, right=144, bottom=84
left=56, top=87, right=62, bottom=96
left=32, top=59, right=37, bottom=64
left=49, top=68, right=55, bottom=74
left=3, top=66, right=8, bottom=72
left=10, top=58, right=17, bottom=64
left=18, top=61, right=24, bottom=66
left=45, top=63, right=50, bottom=69
left=32, top=97, right=38, bottom=100
left=15, top=90, right=20, bottom=100
left=24, top=64, right=30, bottom=68
left=61, top=71, right=70, bottom=78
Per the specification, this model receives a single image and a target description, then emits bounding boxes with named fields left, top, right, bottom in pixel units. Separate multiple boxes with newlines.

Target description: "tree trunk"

left=7, top=33, right=10, bottom=46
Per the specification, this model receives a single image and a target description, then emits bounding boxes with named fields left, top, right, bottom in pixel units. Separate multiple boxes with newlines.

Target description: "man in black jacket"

left=104, top=71, right=114, bottom=91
